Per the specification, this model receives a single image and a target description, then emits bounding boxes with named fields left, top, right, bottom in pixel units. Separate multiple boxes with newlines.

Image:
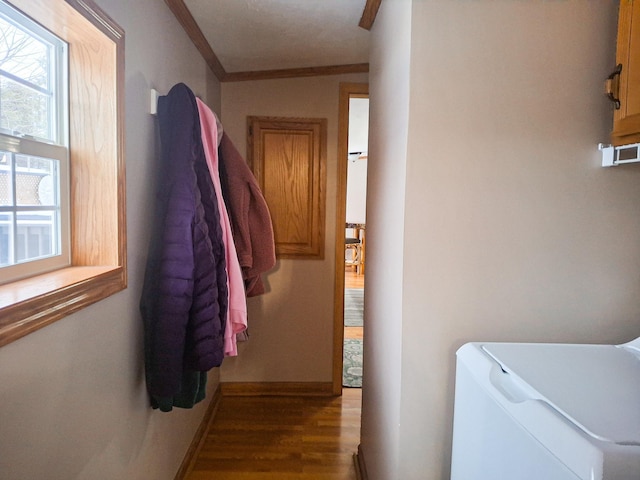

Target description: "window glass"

left=0, top=2, right=68, bottom=282
left=0, top=149, right=11, bottom=206
left=0, top=211, right=11, bottom=266
left=0, top=150, right=60, bottom=266
left=16, top=210, right=56, bottom=262
left=0, top=75, right=50, bottom=140
left=0, top=3, right=66, bottom=144
left=0, top=15, right=49, bottom=89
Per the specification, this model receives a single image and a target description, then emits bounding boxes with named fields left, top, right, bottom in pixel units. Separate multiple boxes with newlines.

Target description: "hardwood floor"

left=186, top=388, right=362, bottom=480
left=345, top=269, right=364, bottom=289
left=344, top=326, right=363, bottom=341
left=184, top=269, right=365, bottom=480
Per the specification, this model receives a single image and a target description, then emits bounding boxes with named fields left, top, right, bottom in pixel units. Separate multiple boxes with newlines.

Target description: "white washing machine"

left=451, top=338, right=640, bottom=479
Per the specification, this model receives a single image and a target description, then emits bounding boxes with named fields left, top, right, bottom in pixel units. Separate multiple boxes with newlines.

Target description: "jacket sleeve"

left=145, top=200, right=196, bottom=403
left=245, top=181, right=276, bottom=296
left=218, top=133, right=275, bottom=296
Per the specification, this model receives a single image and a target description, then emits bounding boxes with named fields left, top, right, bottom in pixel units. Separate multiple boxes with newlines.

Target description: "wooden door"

left=248, top=116, right=327, bottom=259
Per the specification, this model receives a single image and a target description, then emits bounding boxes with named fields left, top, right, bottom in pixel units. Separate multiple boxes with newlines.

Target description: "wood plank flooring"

left=186, top=388, right=362, bottom=480
left=345, top=269, right=364, bottom=289
left=185, top=269, right=365, bottom=479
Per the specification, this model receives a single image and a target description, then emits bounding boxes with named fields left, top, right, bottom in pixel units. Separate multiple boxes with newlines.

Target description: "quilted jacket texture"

left=140, top=83, right=227, bottom=412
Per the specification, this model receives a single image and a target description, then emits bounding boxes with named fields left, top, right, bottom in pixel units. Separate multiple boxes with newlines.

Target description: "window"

left=0, top=2, right=70, bottom=283
left=0, top=0, right=126, bottom=347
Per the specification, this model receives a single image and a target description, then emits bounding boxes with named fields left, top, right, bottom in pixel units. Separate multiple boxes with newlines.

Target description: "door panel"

left=248, top=116, right=327, bottom=259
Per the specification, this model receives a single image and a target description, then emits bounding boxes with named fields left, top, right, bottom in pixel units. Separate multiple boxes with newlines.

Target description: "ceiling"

left=165, top=0, right=380, bottom=82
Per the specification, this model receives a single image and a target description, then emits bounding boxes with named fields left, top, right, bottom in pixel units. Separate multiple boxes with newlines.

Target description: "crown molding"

left=165, top=0, right=370, bottom=82
left=358, top=0, right=382, bottom=30
left=223, top=63, right=369, bottom=82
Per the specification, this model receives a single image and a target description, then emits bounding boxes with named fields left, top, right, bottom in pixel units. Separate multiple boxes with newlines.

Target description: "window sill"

left=0, top=266, right=126, bottom=347
left=0, top=0, right=127, bottom=348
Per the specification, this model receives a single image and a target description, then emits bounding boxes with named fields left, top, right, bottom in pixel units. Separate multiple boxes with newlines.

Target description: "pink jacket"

left=197, top=98, right=247, bottom=356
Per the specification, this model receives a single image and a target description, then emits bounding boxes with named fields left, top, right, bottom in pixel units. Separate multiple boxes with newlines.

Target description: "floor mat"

left=344, top=288, right=364, bottom=327
left=343, top=338, right=363, bottom=388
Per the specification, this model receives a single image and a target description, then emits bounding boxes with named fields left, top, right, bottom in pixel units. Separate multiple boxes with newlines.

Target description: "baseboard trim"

left=173, top=384, right=222, bottom=480
left=220, top=381, right=334, bottom=397
left=355, top=444, right=369, bottom=480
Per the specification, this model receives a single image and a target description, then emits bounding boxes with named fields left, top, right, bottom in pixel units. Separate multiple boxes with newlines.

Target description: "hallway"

left=185, top=388, right=362, bottom=480
left=183, top=256, right=365, bottom=479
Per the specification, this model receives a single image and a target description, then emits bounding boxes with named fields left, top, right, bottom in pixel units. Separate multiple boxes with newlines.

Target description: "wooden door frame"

left=332, top=82, right=369, bottom=394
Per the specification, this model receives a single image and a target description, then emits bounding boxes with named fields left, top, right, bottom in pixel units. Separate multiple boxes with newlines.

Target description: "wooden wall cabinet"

left=609, top=0, right=640, bottom=146
left=247, top=116, right=327, bottom=259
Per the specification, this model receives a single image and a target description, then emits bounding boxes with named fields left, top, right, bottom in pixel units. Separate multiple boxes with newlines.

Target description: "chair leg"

left=345, top=243, right=362, bottom=272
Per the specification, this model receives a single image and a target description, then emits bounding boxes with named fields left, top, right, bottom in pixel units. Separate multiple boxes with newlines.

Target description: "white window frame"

left=0, top=2, right=70, bottom=283
left=0, top=136, right=71, bottom=282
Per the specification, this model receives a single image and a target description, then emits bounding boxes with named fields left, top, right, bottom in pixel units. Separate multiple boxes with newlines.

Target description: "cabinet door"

left=612, top=0, right=640, bottom=145
left=247, top=116, right=327, bottom=259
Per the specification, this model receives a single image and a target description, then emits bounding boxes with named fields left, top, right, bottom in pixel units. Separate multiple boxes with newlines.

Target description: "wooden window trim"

left=0, top=0, right=126, bottom=348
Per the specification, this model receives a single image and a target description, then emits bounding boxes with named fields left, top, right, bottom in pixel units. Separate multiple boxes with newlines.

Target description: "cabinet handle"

left=605, top=64, right=623, bottom=110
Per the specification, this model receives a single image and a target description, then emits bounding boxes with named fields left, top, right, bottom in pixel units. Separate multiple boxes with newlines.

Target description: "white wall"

left=346, top=157, right=368, bottom=224
left=346, top=97, right=369, bottom=224
left=348, top=97, right=369, bottom=154
left=219, top=73, right=367, bottom=383
left=363, top=1, right=640, bottom=479
left=359, top=0, right=411, bottom=478
left=0, top=1, right=220, bottom=479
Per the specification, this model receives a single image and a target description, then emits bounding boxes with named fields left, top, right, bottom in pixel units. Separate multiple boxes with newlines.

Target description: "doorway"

left=332, top=83, right=369, bottom=394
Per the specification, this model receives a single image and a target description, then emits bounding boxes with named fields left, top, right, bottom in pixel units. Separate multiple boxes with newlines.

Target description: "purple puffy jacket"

left=140, top=83, right=227, bottom=411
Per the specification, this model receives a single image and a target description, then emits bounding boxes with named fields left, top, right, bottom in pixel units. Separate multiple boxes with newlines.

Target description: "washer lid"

left=482, top=342, right=640, bottom=445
